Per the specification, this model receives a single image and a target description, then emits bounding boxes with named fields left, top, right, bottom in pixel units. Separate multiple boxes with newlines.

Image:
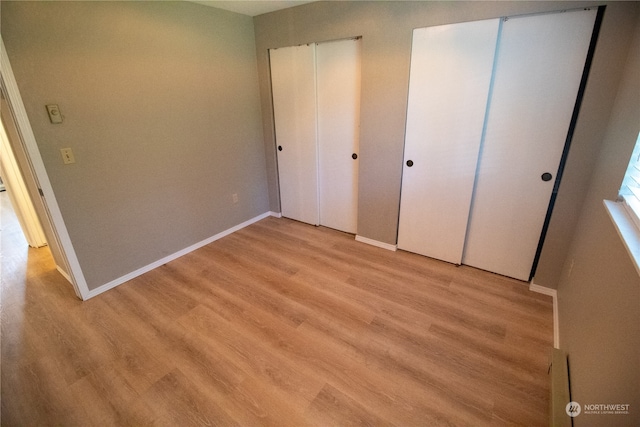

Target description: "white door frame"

left=1, top=36, right=89, bottom=300
left=0, top=111, right=47, bottom=247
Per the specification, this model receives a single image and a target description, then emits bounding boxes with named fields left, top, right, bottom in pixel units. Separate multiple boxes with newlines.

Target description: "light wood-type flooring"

left=1, top=192, right=553, bottom=426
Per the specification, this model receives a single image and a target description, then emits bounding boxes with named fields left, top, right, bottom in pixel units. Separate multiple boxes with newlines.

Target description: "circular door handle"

left=541, top=172, right=553, bottom=182
left=277, top=145, right=283, bottom=151
left=352, top=153, right=358, bottom=160
left=406, top=160, right=414, bottom=167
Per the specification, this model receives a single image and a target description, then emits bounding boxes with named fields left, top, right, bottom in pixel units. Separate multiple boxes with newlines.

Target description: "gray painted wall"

left=558, top=12, right=640, bottom=425
left=254, top=1, right=637, bottom=289
left=1, top=1, right=269, bottom=290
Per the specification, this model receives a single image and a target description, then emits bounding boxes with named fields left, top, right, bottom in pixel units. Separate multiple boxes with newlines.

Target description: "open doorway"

left=0, top=185, right=52, bottom=267
left=0, top=90, right=64, bottom=303
left=1, top=38, right=88, bottom=299
left=0, top=98, right=48, bottom=249
left=0, top=87, right=61, bottom=287
left=0, top=80, right=80, bottom=297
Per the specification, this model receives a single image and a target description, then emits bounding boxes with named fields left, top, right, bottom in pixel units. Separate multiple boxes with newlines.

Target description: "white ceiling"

left=188, top=1, right=315, bottom=17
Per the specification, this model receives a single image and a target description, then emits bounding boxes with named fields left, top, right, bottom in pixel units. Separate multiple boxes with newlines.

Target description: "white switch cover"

left=60, top=148, right=75, bottom=164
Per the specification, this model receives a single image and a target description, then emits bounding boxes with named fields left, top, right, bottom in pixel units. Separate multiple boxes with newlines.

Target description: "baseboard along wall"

left=529, top=282, right=559, bottom=349
left=84, top=211, right=272, bottom=300
left=355, top=235, right=398, bottom=251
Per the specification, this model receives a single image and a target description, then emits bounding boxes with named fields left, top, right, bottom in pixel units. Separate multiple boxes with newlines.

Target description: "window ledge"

left=603, top=199, right=640, bottom=276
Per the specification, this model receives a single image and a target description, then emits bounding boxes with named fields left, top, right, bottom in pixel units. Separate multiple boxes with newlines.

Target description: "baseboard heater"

left=549, top=348, right=572, bottom=427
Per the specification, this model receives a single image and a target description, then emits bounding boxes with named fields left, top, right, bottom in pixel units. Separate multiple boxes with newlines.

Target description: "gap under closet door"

left=397, top=19, right=500, bottom=264
left=317, top=38, right=361, bottom=234
left=270, top=44, right=319, bottom=225
left=462, top=9, right=597, bottom=280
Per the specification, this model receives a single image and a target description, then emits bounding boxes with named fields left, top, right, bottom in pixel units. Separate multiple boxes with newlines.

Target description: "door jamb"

left=0, top=105, right=48, bottom=247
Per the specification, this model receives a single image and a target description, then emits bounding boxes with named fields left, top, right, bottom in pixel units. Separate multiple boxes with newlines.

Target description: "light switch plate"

left=60, top=148, right=75, bottom=164
left=46, top=104, right=63, bottom=124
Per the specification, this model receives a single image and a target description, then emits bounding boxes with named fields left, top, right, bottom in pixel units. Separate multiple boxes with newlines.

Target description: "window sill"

left=603, top=199, right=640, bottom=276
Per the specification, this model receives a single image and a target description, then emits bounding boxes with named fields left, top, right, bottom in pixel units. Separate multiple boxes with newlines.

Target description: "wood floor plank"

left=221, top=376, right=313, bottom=427
left=177, top=303, right=324, bottom=410
left=0, top=309, right=49, bottom=368
left=200, top=238, right=377, bottom=326
left=1, top=203, right=553, bottom=426
left=305, top=383, right=395, bottom=427
left=175, top=270, right=489, bottom=426
left=68, top=364, right=157, bottom=427
left=2, top=355, right=92, bottom=426
left=142, top=368, right=240, bottom=427
left=22, top=294, right=113, bottom=386
left=171, top=251, right=309, bottom=328
left=296, top=319, right=497, bottom=424
left=73, top=297, right=173, bottom=395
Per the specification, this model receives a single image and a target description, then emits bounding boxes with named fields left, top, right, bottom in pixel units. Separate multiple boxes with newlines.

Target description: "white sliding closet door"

left=397, top=19, right=500, bottom=264
left=462, top=9, right=597, bottom=280
left=271, top=39, right=361, bottom=232
left=317, top=38, right=361, bottom=234
left=270, top=45, right=319, bottom=225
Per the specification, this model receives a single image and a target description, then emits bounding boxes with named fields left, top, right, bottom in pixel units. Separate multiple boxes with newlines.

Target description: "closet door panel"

left=462, top=9, right=597, bottom=280
left=317, top=39, right=361, bottom=234
left=397, top=19, right=500, bottom=264
left=270, top=45, right=319, bottom=225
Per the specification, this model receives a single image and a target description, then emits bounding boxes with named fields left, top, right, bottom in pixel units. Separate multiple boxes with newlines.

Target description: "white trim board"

left=355, top=235, right=397, bottom=252
left=85, top=211, right=271, bottom=300
left=529, top=282, right=559, bottom=349
left=603, top=199, right=640, bottom=277
left=270, top=211, right=282, bottom=218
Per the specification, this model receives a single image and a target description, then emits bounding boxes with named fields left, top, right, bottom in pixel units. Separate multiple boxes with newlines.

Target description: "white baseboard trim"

left=355, top=235, right=397, bottom=251
left=270, top=211, right=282, bottom=218
left=529, top=282, right=559, bottom=349
left=84, top=211, right=271, bottom=300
